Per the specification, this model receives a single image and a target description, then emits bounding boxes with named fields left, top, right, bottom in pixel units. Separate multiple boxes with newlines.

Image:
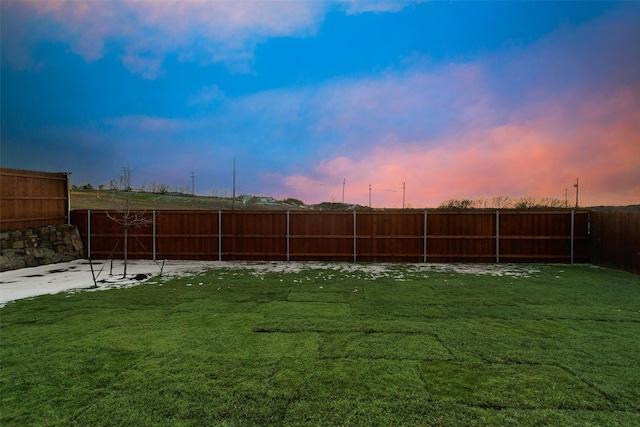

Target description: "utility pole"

left=402, top=182, right=406, bottom=209
left=191, top=171, right=195, bottom=195
left=342, top=178, right=346, bottom=204
left=232, top=159, right=236, bottom=210
left=565, top=188, right=568, bottom=208
left=574, top=178, right=579, bottom=208
left=369, top=184, right=371, bottom=208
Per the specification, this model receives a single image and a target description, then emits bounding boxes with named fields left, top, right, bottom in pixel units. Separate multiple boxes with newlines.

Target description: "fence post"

left=87, top=210, right=91, bottom=259
left=152, top=210, right=156, bottom=262
left=496, top=210, right=500, bottom=263
left=570, top=209, right=575, bottom=264
left=66, top=172, right=71, bottom=225
left=353, top=210, right=357, bottom=263
left=423, top=210, right=427, bottom=263
left=218, top=210, right=222, bottom=261
left=286, top=210, right=290, bottom=262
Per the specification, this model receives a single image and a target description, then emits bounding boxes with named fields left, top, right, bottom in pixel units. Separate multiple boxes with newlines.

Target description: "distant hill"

left=70, top=190, right=371, bottom=211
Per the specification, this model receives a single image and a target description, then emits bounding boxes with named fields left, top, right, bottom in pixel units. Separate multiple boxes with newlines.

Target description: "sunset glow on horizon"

left=2, top=1, right=638, bottom=207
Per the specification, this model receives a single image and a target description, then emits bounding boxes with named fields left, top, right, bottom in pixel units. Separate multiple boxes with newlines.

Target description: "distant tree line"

left=73, top=181, right=191, bottom=195
left=438, top=196, right=568, bottom=209
left=71, top=183, right=96, bottom=191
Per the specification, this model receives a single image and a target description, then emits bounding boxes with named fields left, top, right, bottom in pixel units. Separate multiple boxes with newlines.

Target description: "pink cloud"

left=277, top=82, right=639, bottom=207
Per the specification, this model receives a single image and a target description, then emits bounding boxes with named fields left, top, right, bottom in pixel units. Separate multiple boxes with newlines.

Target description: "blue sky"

left=2, top=1, right=639, bottom=207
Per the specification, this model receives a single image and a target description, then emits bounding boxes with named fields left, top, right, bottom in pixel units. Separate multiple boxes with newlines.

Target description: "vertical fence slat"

left=286, top=211, right=290, bottom=262
left=495, top=210, right=500, bottom=264
left=218, top=210, right=222, bottom=261
left=66, top=172, right=71, bottom=225
left=152, top=210, right=156, bottom=262
left=570, top=209, right=575, bottom=264
left=423, top=210, right=427, bottom=263
left=87, top=209, right=92, bottom=259
left=353, top=210, right=357, bottom=263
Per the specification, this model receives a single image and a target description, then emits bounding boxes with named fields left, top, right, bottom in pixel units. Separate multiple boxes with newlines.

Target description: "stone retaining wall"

left=1, top=224, right=84, bottom=272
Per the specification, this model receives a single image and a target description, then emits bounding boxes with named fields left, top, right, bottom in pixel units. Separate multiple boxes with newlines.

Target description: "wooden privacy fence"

left=71, top=209, right=589, bottom=264
left=0, top=168, right=70, bottom=230
left=589, top=210, right=640, bottom=275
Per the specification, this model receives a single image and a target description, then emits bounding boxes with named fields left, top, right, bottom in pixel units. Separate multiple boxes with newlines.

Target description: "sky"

left=1, top=1, right=639, bottom=208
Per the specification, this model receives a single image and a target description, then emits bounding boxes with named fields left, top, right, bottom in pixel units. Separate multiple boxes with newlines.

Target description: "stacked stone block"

left=0, top=224, right=84, bottom=272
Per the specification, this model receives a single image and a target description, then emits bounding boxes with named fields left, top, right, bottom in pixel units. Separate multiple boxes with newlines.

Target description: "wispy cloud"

left=339, top=0, right=416, bottom=15
left=188, top=84, right=225, bottom=107
left=1, top=1, right=329, bottom=78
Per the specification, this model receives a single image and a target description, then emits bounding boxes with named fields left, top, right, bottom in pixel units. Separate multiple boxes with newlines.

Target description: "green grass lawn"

left=1, top=263, right=639, bottom=426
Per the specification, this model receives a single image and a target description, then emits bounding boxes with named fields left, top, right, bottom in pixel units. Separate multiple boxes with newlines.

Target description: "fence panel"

left=590, top=210, right=640, bottom=274
left=222, top=211, right=287, bottom=261
left=355, top=211, right=423, bottom=262
left=289, top=211, right=354, bottom=261
left=498, top=211, right=589, bottom=263
left=71, top=210, right=155, bottom=260
left=155, top=211, right=218, bottom=260
left=426, top=211, right=496, bottom=263
left=1, top=168, right=69, bottom=230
